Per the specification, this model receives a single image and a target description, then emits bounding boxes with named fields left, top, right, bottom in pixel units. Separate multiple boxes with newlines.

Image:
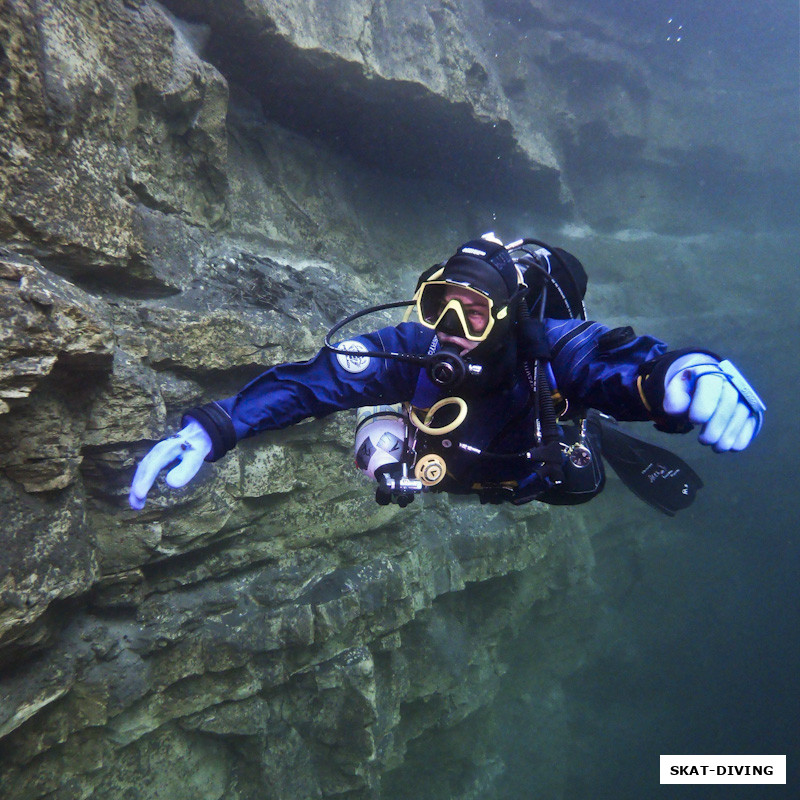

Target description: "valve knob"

left=415, top=454, right=446, bottom=486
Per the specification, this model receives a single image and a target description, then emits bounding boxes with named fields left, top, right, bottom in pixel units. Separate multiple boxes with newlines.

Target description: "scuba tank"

left=354, top=404, right=423, bottom=507
left=354, top=405, right=408, bottom=480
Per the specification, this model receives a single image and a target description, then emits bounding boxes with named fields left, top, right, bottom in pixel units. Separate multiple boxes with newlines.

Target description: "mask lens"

left=417, top=283, right=493, bottom=340
left=418, top=284, right=448, bottom=324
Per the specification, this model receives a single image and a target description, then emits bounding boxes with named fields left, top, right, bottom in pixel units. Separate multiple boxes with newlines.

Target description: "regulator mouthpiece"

left=426, top=347, right=482, bottom=389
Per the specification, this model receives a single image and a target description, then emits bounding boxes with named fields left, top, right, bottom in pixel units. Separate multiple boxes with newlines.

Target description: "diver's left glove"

left=662, top=354, right=765, bottom=452
left=129, top=419, right=212, bottom=510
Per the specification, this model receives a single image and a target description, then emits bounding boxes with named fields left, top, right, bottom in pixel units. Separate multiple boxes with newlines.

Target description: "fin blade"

left=597, top=420, right=703, bottom=516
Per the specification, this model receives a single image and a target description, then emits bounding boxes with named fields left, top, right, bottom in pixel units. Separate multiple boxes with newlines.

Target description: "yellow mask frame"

left=412, top=280, right=510, bottom=342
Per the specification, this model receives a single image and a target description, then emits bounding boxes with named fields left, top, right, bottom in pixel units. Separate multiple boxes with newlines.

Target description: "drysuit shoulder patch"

left=335, top=340, right=371, bottom=373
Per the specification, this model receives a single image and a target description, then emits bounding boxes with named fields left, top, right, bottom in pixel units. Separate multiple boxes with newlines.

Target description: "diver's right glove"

left=662, top=354, right=765, bottom=452
left=129, top=419, right=212, bottom=510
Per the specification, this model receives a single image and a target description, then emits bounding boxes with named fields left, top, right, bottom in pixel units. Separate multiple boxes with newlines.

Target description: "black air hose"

left=516, top=279, right=564, bottom=484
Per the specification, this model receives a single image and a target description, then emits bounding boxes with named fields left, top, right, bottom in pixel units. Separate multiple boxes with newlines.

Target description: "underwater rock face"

left=0, top=1, right=794, bottom=798
left=0, top=0, right=228, bottom=280
left=0, top=5, right=591, bottom=794
left=159, top=0, right=567, bottom=211
left=158, top=0, right=798, bottom=233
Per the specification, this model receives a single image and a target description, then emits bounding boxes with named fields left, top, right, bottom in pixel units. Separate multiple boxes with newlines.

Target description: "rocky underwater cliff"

left=1, top=1, right=796, bottom=799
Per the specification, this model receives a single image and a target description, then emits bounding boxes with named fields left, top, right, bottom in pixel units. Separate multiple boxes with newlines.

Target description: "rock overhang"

left=160, top=0, right=570, bottom=214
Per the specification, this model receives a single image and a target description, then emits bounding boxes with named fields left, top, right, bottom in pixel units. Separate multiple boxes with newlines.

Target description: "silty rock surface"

left=0, top=3, right=593, bottom=795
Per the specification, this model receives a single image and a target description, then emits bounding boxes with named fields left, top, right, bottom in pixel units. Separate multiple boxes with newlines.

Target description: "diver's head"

left=415, top=233, right=524, bottom=356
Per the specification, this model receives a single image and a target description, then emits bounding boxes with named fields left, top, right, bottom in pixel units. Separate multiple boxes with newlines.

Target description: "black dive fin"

left=596, top=418, right=704, bottom=516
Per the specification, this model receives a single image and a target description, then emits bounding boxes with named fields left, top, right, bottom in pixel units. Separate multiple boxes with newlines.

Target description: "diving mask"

left=416, top=282, right=507, bottom=342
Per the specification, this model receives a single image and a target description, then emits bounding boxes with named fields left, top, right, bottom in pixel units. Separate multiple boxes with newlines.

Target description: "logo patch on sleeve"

left=335, top=340, right=371, bottom=373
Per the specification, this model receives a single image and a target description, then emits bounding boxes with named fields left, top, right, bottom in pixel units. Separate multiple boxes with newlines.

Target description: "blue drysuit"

left=188, top=319, right=672, bottom=500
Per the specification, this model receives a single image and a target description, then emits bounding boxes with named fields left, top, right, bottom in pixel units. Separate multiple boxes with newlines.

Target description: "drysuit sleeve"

left=546, top=319, right=672, bottom=422
left=184, top=323, right=433, bottom=461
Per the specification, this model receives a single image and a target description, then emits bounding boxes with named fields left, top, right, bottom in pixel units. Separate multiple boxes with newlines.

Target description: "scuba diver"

left=129, top=234, right=765, bottom=514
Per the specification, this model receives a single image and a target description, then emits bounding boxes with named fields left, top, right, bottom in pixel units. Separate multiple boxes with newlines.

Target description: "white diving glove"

left=129, top=419, right=212, bottom=510
left=663, top=354, right=765, bottom=452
